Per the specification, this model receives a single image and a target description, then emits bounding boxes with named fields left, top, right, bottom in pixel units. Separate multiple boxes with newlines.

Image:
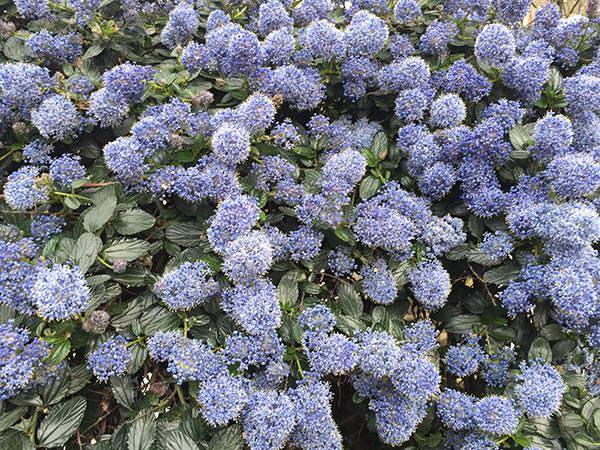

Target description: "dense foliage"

left=1, top=0, right=600, bottom=448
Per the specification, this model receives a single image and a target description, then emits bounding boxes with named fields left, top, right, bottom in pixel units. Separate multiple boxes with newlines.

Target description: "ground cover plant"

left=0, top=0, right=600, bottom=448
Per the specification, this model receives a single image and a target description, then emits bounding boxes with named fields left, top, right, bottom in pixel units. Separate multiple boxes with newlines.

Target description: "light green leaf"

left=277, top=272, right=299, bottom=310
left=73, top=232, right=103, bottom=273
left=83, top=196, right=117, bottom=232
left=113, top=209, right=156, bottom=235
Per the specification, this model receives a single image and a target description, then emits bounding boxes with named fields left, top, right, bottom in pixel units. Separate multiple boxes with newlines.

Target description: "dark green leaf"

left=73, top=232, right=102, bottom=273
left=37, top=396, right=87, bottom=448
left=208, top=424, right=243, bottom=450
left=529, top=337, right=552, bottom=362
left=338, top=283, right=363, bottom=318
left=128, top=413, right=156, bottom=450
left=104, top=239, right=151, bottom=262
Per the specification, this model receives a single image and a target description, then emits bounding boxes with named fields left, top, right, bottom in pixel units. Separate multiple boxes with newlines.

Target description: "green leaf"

left=277, top=272, right=299, bottom=310
left=113, top=209, right=156, bottom=235
left=165, top=222, right=205, bottom=246
left=338, top=283, right=363, bottom=318
left=64, top=196, right=81, bottom=209
left=128, top=413, right=156, bottom=450
left=208, top=424, right=243, bottom=450
left=37, top=396, right=87, bottom=448
left=82, top=44, right=105, bottom=60
left=483, top=263, right=520, bottom=286
left=104, top=238, right=151, bottom=262
left=73, top=232, right=102, bottom=273
left=161, top=430, right=201, bottom=450
left=529, top=337, right=552, bottom=362
left=445, top=315, right=482, bottom=334
left=0, top=430, right=34, bottom=450
left=112, top=375, right=136, bottom=411
left=334, top=227, right=355, bottom=244
left=83, top=196, right=117, bottom=232
left=47, top=340, right=71, bottom=365
left=359, top=175, right=381, bottom=200
left=369, top=131, right=388, bottom=159
left=0, top=407, right=27, bottom=433
left=139, top=305, right=179, bottom=335
left=560, top=413, right=584, bottom=428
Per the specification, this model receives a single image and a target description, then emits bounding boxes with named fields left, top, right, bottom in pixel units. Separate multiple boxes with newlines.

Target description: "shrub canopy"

left=0, top=0, right=600, bottom=449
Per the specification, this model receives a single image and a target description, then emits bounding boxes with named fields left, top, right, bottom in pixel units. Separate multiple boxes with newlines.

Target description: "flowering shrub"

left=0, top=0, right=600, bottom=448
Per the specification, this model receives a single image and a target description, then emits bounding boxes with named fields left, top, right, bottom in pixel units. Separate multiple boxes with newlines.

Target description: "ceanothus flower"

left=361, top=259, right=397, bottom=305
left=287, top=226, right=323, bottom=261
left=327, top=248, right=356, bottom=277
left=147, top=331, right=185, bottom=362
left=344, top=10, right=389, bottom=57
left=3, top=166, right=49, bottom=211
left=197, top=372, right=248, bottom=426
left=370, top=394, right=427, bottom=446
left=293, top=0, right=334, bottom=25
left=395, top=88, right=430, bottom=123
left=493, top=0, right=532, bottom=25
left=480, top=231, right=514, bottom=264
left=303, top=331, right=359, bottom=375
left=154, top=261, right=219, bottom=310
left=515, top=359, right=565, bottom=417
left=221, top=278, right=281, bottom=335
left=298, top=304, right=336, bottom=334
left=88, top=88, right=130, bottom=128
left=223, top=232, right=273, bottom=283
left=290, top=380, right=343, bottom=450
left=31, top=264, right=90, bottom=320
left=300, top=19, right=345, bottom=61
left=402, top=320, right=439, bottom=354
left=419, top=20, right=457, bottom=57
left=30, top=215, right=65, bottom=242
left=26, top=31, right=82, bottom=64
left=31, top=94, right=81, bottom=141
left=483, top=347, right=515, bottom=388
left=530, top=113, right=573, bottom=161
left=392, top=356, right=441, bottom=401
left=473, top=396, right=520, bottom=435
left=102, top=63, right=155, bottom=103
left=263, top=28, right=296, bottom=66
left=0, top=324, right=50, bottom=399
left=356, top=329, right=403, bottom=378
left=264, top=65, right=325, bottom=110
left=546, top=153, right=600, bottom=199
left=446, top=337, right=486, bottom=378
left=408, top=260, right=451, bottom=311
left=436, top=389, right=477, bottom=431
left=160, top=2, right=199, bottom=49
left=257, top=0, right=293, bottom=37
left=242, top=389, right=297, bottom=450
left=430, top=94, right=466, bottom=129
left=49, top=155, right=85, bottom=186
left=87, top=336, right=131, bottom=382
left=207, top=195, right=260, bottom=254
left=166, top=339, right=226, bottom=384
left=475, top=24, right=516, bottom=67
left=394, top=0, right=421, bottom=24
left=14, top=0, right=49, bottom=18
